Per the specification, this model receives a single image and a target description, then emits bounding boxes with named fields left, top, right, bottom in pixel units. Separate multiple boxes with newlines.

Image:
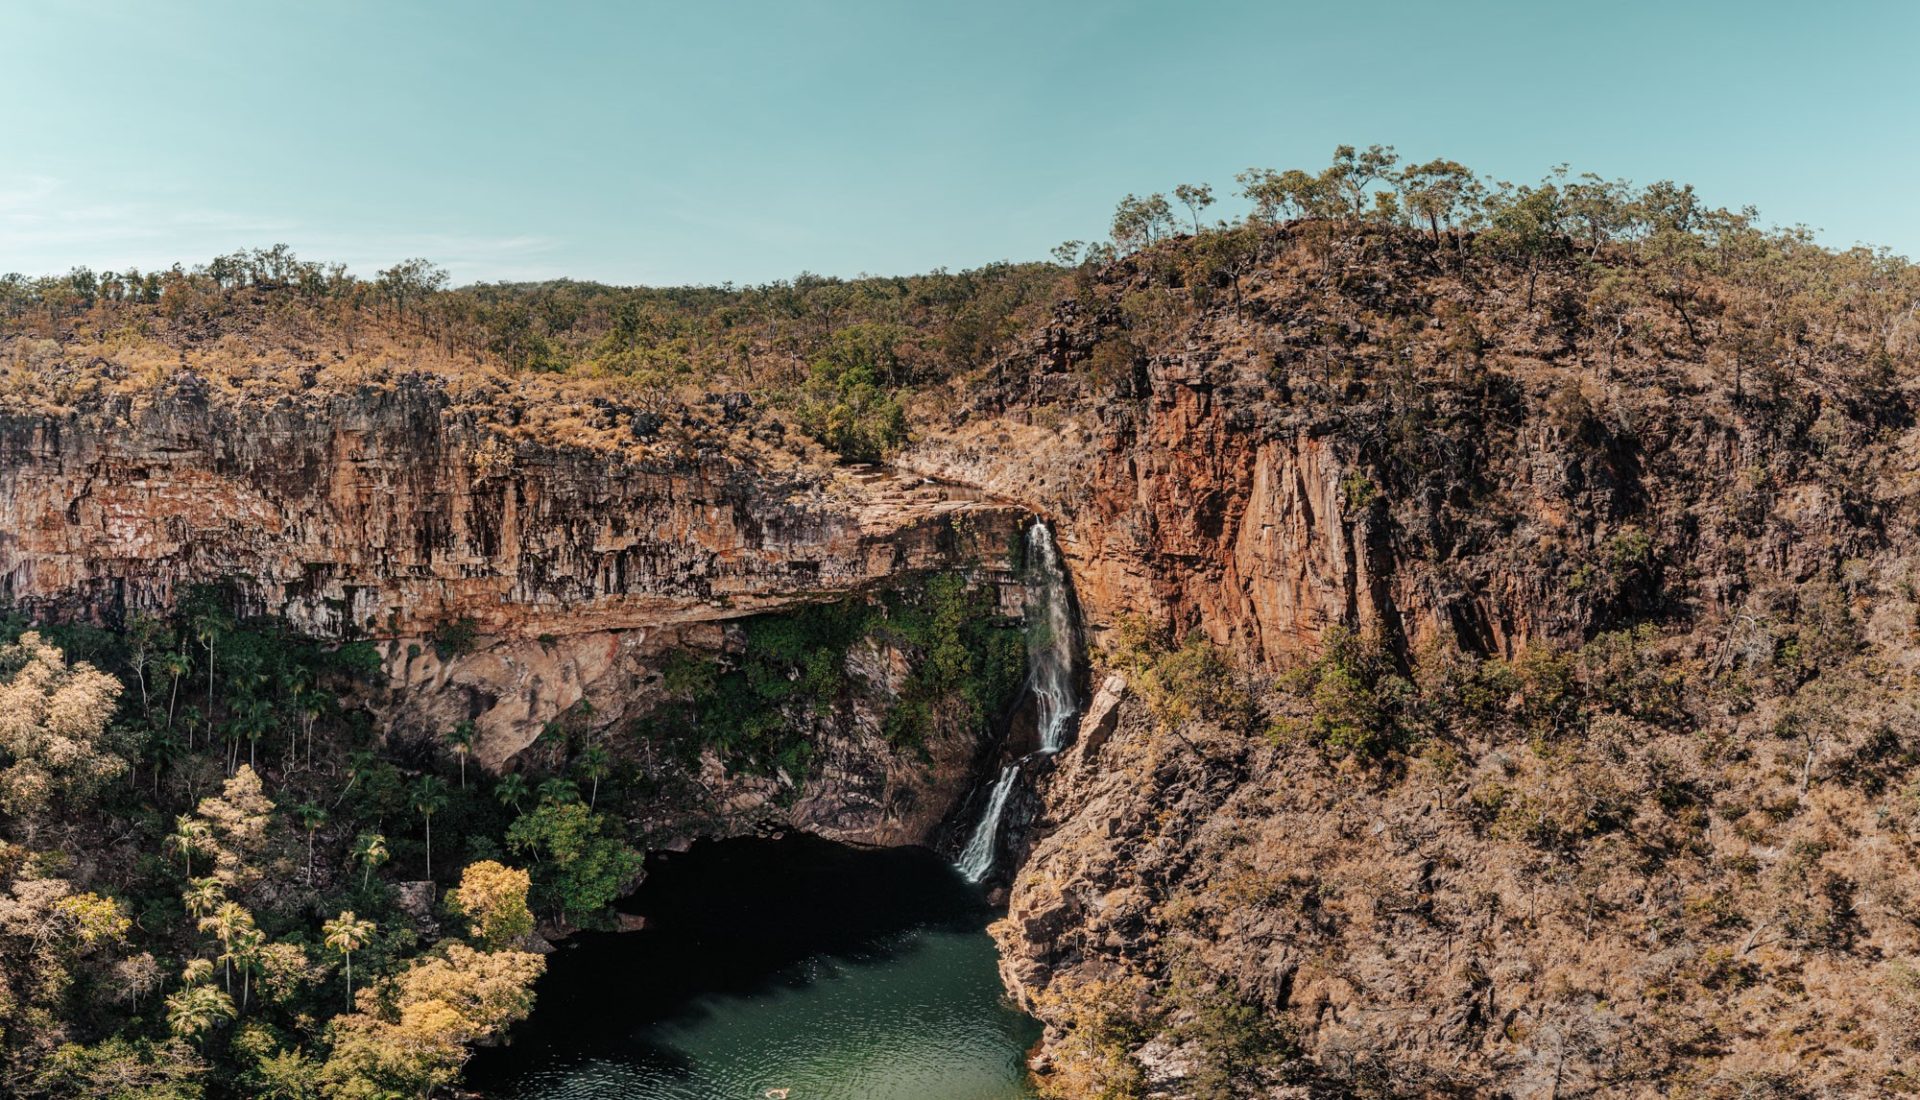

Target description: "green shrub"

left=1281, top=626, right=1411, bottom=759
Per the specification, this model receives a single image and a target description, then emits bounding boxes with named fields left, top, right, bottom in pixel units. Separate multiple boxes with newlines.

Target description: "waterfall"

left=955, top=521, right=1080, bottom=884
left=954, top=764, right=1020, bottom=882
left=1024, top=522, right=1078, bottom=754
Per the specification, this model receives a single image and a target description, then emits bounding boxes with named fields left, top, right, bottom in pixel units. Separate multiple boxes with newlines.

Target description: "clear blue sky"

left=3, top=0, right=1914, bottom=286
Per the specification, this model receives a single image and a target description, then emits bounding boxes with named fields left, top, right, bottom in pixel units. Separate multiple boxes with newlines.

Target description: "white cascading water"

left=955, top=522, right=1079, bottom=883
left=1024, top=521, right=1079, bottom=753
left=953, top=764, right=1021, bottom=882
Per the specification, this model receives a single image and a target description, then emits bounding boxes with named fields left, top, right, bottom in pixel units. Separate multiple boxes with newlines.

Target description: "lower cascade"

left=954, top=521, right=1080, bottom=883
left=953, top=764, right=1021, bottom=881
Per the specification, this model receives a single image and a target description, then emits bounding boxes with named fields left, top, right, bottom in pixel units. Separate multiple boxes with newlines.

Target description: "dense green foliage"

left=0, top=596, right=636, bottom=1098
left=640, top=572, right=1026, bottom=782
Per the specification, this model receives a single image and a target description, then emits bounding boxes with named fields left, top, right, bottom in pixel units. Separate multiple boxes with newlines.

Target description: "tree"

left=293, top=803, right=328, bottom=886
left=322, top=911, right=376, bottom=1008
left=795, top=331, right=910, bottom=462
left=574, top=744, right=610, bottom=810
left=161, top=650, right=192, bottom=735
left=1237, top=167, right=1326, bottom=222
left=411, top=776, right=449, bottom=879
left=145, top=724, right=186, bottom=797
left=170, top=816, right=214, bottom=879
left=447, top=860, right=535, bottom=950
left=195, top=765, right=276, bottom=890
left=1483, top=177, right=1573, bottom=309
left=1110, top=193, right=1176, bottom=254
left=108, top=952, right=164, bottom=1012
left=199, top=900, right=256, bottom=996
left=375, top=258, right=448, bottom=321
left=296, top=685, right=328, bottom=769
left=1396, top=158, right=1485, bottom=245
left=493, top=773, right=529, bottom=813
left=251, top=941, right=314, bottom=1008
left=446, top=721, right=476, bottom=789
left=507, top=798, right=641, bottom=925
left=166, top=983, right=235, bottom=1049
left=1173, top=183, right=1215, bottom=233
left=188, top=605, right=229, bottom=731
left=184, top=877, right=225, bottom=921
left=0, top=632, right=127, bottom=819
left=1322, top=143, right=1399, bottom=217
left=352, top=832, right=389, bottom=891
left=318, top=942, right=542, bottom=1100
left=34, top=1036, right=206, bottom=1097
left=253, top=1046, right=321, bottom=1100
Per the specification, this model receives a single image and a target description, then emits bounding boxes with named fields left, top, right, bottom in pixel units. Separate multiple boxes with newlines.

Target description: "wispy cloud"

left=0, top=174, right=562, bottom=283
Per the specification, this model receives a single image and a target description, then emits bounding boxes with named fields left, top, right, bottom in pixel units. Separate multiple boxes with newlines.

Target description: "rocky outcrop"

left=0, top=375, right=1030, bottom=788
left=0, top=376, right=1023, bottom=637
left=962, top=230, right=1920, bottom=1095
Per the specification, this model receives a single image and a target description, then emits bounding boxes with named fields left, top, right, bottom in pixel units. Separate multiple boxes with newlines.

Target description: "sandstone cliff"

left=943, top=227, right=1920, bottom=1096
left=0, top=371, right=1031, bottom=844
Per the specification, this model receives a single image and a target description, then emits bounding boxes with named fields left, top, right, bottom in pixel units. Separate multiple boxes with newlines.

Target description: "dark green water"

left=470, top=834, right=1040, bottom=1100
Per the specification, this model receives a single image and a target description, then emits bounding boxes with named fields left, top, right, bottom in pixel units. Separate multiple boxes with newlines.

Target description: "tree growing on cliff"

left=195, top=765, right=277, bottom=891
left=446, top=720, right=475, bottom=789
left=351, top=832, right=389, bottom=891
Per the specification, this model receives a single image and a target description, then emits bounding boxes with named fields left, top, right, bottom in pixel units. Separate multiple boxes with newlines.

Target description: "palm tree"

left=169, top=816, right=212, bottom=878
left=233, top=694, right=274, bottom=772
left=494, top=772, right=529, bottom=813
left=538, top=777, right=579, bottom=806
left=296, top=686, right=328, bottom=768
left=323, top=911, right=375, bottom=1008
left=333, top=750, right=378, bottom=809
left=190, top=608, right=226, bottom=730
left=145, top=725, right=185, bottom=797
left=412, top=776, right=449, bottom=879
left=352, top=831, right=389, bottom=891
left=293, top=803, right=328, bottom=886
left=199, top=901, right=254, bottom=995
left=576, top=744, right=611, bottom=810
left=183, top=877, right=224, bottom=921
left=447, top=720, right=477, bottom=789
left=233, top=924, right=265, bottom=1011
left=161, top=650, right=191, bottom=736
left=166, top=984, right=234, bottom=1050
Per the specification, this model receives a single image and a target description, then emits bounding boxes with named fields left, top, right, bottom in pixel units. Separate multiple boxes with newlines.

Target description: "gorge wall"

left=0, top=374, right=1031, bottom=844
left=920, top=233, right=1920, bottom=1096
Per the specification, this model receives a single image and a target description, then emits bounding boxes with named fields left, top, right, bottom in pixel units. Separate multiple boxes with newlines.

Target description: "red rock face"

left=0, top=377, right=1023, bottom=639
left=909, top=381, right=1442, bottom=670
left=0, top=376, right=1029, bottom=794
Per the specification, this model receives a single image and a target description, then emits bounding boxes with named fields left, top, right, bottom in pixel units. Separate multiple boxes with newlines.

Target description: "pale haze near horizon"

left=2, top=0, right=1915, bottom=287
